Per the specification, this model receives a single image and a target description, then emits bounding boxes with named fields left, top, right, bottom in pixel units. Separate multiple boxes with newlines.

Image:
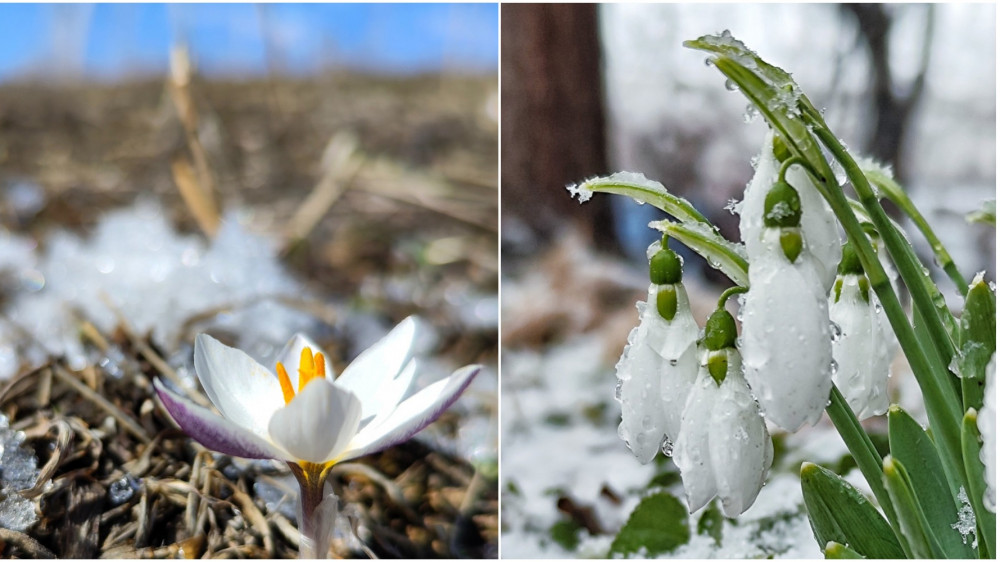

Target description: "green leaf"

left=961, top=409, right=996, bottom=558
left=823, top=541, right=864, bottom=559
left=888, top=405, right=974, bottom=557
left=609, top=492, right=690, bottom=557
left=800, top=463, right=905, bottom=559
left=549, top=519, right=583, bottom=551
left=882, top=456, right=943, bottom=558
left=966, top=199, right=996, bottom=225
left=652, top=220, right=749, bottom=286
left=697, top=500, right=724, bottom=546
left=959, top=275, right=996, bottom=411
left=568, top=172, right=711, bottom=225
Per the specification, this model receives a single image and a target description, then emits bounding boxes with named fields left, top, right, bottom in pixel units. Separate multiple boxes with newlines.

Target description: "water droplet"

left=830, top=359, right=839, bottom=375
left=743, top=104, right=760, bottom=124
left=669, top=358, right=679, bottom=367
left=830, top=321, right=843, bottom=342
left=614, top=379, right=624, bottom=401
left=874, top=302, right=883, bottom=314
left=704, top=58, right=714, bottom=67
left=724, top=79, right=739, bottom=92
left=660, top=435, right=674, bottom=457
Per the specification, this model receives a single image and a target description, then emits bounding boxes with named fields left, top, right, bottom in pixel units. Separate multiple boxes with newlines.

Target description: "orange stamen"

left=314, top=352, right=326, bottom=381
left=298, top=346, right=324, bottom=392
left=276, top=362, right=296, bottom=404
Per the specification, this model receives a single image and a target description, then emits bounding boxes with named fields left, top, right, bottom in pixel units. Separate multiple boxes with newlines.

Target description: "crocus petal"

left=674, top=367, right=718, bottom=513
left=340, top=364, right=481, bottom=461
left=195, top=334, right=285, bottom=436
left=154, top=378, right=290, bottom=460
left=267, top=379, right=363, bottom=464
left=359, top=358, right=418, bottom=432
left=709, top=361, right=773, bottom=518
left=979, top=353, right=996, bottom=512
left=336, top=316, right=419, bottom=419
left=830, top=275, right=890, bottom=420
left=276, top=333, right=334, bottom=388
left=742, top=228, right=833, bottom=431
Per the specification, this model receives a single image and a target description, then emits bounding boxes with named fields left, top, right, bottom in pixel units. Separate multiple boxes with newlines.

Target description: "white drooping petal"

left=267, top=379, right=362, bottom=464
left=336, top=316, right=419, bottom=419
left=786, top=165, right=841, bottom=289
left=742, top=228, right=833, bottom=431
left=616, top=284, right=699, bottom=463
left=708, top=357, right=773, bottom=518
left=739, top=132, right=840, bottom=290
left=830, top=275, right=891, bottom=419
left=154, top=378, right=291, bottom=461
left=674, top=364, right=719, bottom=512
left=276, top=333, right=333, bottom=388
left=980, top=353, right=996, bottom=512
left=739, top=133, right=780, bottom=261
left=340, top=364, right=481, bottom=462
left=195, top=334, right=285, bottom=436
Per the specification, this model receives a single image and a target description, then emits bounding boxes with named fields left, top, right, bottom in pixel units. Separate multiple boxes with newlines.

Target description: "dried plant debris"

left=0, top=327, right=496, bottom=558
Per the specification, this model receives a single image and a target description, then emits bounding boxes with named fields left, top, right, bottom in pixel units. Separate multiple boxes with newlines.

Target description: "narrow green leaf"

left=800, top=463, right=905, bottom=559
left=959, top=276, right=996, bottom=411
left=888, top=405, right=975, bottom=557
left=548, top=520, right=582, bottom=551
left=882, top=456, right=944, bottom=558
left=652, top=220, right=749, bottom=286
left=966, top=199, right=995, bottom=226
left=824, top=541, right=865, bottom=559
left=568, top=172, right=711, bottom=225
left=961, top=409, right=996, bottom=558
left=697, top=500, right=724, bottom=546
left=609, top=492, right=690, bottom=557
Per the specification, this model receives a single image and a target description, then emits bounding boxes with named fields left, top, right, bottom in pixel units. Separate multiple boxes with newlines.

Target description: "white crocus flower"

left=829, top=267, right=891, bottom=420
left=674, top=309, right=772, bottom=517
left=741, top=181, right=833, bottom=431
left=154, top=317, right=480, bottom=555
left=980, top=353, right=996, bottom=512
left=740, top=132, right=841, bottom=290
left=616, top=282, right=699, bottom=462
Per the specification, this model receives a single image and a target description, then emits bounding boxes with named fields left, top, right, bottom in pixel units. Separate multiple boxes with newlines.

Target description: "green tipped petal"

left=779, top=228, right=803, bottom=263
left=657, top=285, right=678, bottom=321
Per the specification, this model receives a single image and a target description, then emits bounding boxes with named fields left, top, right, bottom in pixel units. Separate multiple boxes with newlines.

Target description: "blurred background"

left=500, top=4, right=995, bottom=558
left=0, top=4, right=497, bottom=558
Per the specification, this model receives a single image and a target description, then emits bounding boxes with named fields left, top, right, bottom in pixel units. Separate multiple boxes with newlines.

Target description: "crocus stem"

left=825, top=384, right=904, bottom=544
left=290, top=462, right=333, bottom=558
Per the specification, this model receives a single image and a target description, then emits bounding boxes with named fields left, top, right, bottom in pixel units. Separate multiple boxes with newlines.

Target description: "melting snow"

left=0, top=414, right=40, bottom=532
left=952, top=487, right=978, bottom=548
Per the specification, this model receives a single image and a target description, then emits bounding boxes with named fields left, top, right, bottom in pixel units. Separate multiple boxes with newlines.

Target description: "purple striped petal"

left=154, top=378, right=290, bottom=461
left=339, top=364, right=481, bottom=461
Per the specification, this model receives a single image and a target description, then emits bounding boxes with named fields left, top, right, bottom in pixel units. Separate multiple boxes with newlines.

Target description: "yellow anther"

left=298, top=347, right=325, bottom=392
left=276, top=362, right=296, bottom=404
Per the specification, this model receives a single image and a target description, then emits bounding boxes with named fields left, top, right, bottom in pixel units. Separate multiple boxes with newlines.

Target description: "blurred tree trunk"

left=501, top=4, right=618, bottom=252
left=842, top=3, right=934, bottom=186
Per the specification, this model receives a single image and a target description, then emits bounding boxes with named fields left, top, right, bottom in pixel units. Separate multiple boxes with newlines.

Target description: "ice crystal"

left=952, top=487, right=978, bottom=548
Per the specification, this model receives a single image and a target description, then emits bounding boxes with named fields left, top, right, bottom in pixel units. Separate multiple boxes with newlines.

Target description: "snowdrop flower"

left=741, top=180, right=833, bottom=431
left=980, top=353, right=996, bottom=512
left=154, top=317, right=481, bottom=556
left=674, top=308, right=772, bottom=517
left=616, top=241, right=699, bottom=462
left=829, top=243, right=891, bottom=419
left=740, top=132, right=840, bottom=289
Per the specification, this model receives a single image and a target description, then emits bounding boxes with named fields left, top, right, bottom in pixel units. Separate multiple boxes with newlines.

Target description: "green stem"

left=806, top=122, right=968, bottom=497
left=716, top=286, right=748, bottom=309
left=825, top=385, right=904, bottom=546
left=866, top=170, right=968, bottom=295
